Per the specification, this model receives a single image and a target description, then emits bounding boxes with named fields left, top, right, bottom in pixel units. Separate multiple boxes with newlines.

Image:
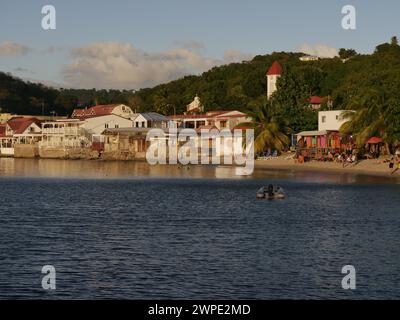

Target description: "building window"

left=105, top=123, right=109, bottom=129
left=220, top=121, right=227, bottom=128
left=336, top=115, right=339, bottom=120
left=322, top=116, right=326, bottom=123
left=115, top=124, right=119, bottom=128
left=142, top=121, right=146, bottom=128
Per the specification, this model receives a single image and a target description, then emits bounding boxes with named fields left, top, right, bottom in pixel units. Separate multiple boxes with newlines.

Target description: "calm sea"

left=0, top=158, right=399, bottom=299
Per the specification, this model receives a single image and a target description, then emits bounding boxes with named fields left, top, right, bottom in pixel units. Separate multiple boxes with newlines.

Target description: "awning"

left=296, top=130, right=328, bottom=137
left=366, top=137, right=383, bottom=144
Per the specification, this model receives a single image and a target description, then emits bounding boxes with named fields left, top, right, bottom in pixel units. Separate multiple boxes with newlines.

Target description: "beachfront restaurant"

left=296, top=130, right=344, bottom=159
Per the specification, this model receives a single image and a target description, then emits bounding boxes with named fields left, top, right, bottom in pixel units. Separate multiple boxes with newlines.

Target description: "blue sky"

left=0, top=0, right=399, bottom=89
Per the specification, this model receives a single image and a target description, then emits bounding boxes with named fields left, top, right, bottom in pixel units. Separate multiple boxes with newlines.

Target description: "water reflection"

left=0, top=158, right=399, bottom=184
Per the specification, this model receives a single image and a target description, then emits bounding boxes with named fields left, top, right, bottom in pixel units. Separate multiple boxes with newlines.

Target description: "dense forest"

left=0, top=38, right=399, bottom=141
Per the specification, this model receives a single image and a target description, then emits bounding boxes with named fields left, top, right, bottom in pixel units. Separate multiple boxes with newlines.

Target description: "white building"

left=132, top=112, right=168, bottom=129
left=300, top=55, right=319, bottom=62
left=0, top=117, right=43, bottom=156
left=71, top=104, right=135, bottom=145
left=169, top=110, right=250, bottom=131
left=40, top=119, right=89, bottom=148
left=186, top=95, right=204, bottom=113
left=318, top=110, right=353, bottom=131
left=266, top=61, right=282, bottom=99
left=82, top=114, right=133, bottom=135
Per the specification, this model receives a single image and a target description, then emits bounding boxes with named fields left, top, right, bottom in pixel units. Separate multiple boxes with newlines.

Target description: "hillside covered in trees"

left=0, top=37, right=399, bottom=137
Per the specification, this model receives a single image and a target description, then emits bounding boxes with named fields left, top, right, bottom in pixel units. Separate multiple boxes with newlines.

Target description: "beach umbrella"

left=366, top=137, right=383, bottom=144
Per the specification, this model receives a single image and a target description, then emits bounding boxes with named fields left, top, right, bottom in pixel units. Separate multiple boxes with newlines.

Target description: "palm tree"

left=340, top=88, right=399, bottom=150
left=241, top=101, right=290, bottom=154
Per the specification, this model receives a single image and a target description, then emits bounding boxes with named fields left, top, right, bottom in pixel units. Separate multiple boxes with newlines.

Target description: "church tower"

left=266, top=61, right=282, bottom=99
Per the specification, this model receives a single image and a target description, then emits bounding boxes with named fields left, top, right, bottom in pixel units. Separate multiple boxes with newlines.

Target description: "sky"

left=0, top=0, right=399, bottom=89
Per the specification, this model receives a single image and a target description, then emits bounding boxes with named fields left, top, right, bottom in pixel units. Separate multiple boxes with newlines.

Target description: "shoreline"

left=1, top=156, right=399, bottom=181
left=255, top=156, right=400, bottom=179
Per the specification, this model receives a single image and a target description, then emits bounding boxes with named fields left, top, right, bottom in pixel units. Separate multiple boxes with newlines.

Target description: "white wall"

left=132, top=114, right=148, bottom=128
left=112, top=104, right=135, bottom=119
left=267, top=75, right=279, bottom=99
left=22, top=123, right=42, bottom=134
left=0, top=147, right=14, bottom=155
left=318, top=110, right=350, bottom=131
left=83, top=115, right=133, bottom=135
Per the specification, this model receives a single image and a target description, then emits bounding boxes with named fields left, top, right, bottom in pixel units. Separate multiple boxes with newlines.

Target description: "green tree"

left=242, top=101, right=290, bottom=153
left=338, top=48, right=357, bottom=60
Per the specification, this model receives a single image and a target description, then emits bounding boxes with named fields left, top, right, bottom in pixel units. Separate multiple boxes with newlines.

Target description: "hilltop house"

left=299, top=55, right=319, bottom=62
left=186, top=95, right=204, bottom=114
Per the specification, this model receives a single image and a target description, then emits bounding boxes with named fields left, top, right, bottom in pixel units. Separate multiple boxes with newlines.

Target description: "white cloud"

left=0, top=41, right=30, bottom=56
left=223, top=50, right=254, bottom=63
left=43, top=46, right=65, bottom=54
left=62, top=42, right=253, bottom=89
left=174, top=40, right=206, bottom=52
left=298, top=43, right=338, bottom=58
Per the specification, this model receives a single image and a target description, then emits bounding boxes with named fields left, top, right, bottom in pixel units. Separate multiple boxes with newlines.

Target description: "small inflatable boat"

left=256, top=185, right=285, bottom=199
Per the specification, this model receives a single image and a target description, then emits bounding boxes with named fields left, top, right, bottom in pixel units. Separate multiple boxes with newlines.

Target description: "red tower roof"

left=310, top=96, right=325, bottom=104
left=267, top=61, right=282, bottom=76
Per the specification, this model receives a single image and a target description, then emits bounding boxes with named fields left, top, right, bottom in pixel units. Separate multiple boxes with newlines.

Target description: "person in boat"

left=267, top=184, right=274, bottom=197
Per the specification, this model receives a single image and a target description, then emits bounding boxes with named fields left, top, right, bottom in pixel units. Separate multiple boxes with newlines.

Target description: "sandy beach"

left=255, top=154, right=400, bottom=179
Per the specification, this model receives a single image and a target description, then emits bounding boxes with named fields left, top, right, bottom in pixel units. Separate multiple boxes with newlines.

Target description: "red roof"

left=7, top=117, right=41, bottom=134
left=366, top=137, right=383, bottom=144
left=267, top=61, right=282, bottom=76
left=0, top=124, right=6, bottom=137
left=310, top=96, right=325, bottom=104
left=72, top=104, right=120, bottom=119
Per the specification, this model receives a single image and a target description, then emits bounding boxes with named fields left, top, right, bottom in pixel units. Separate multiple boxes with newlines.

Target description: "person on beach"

left=351, top=149, right=358, bottom=166
left=391, top=151, right=400, bottom=175
left=340, top=152, right=347, bottom=168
